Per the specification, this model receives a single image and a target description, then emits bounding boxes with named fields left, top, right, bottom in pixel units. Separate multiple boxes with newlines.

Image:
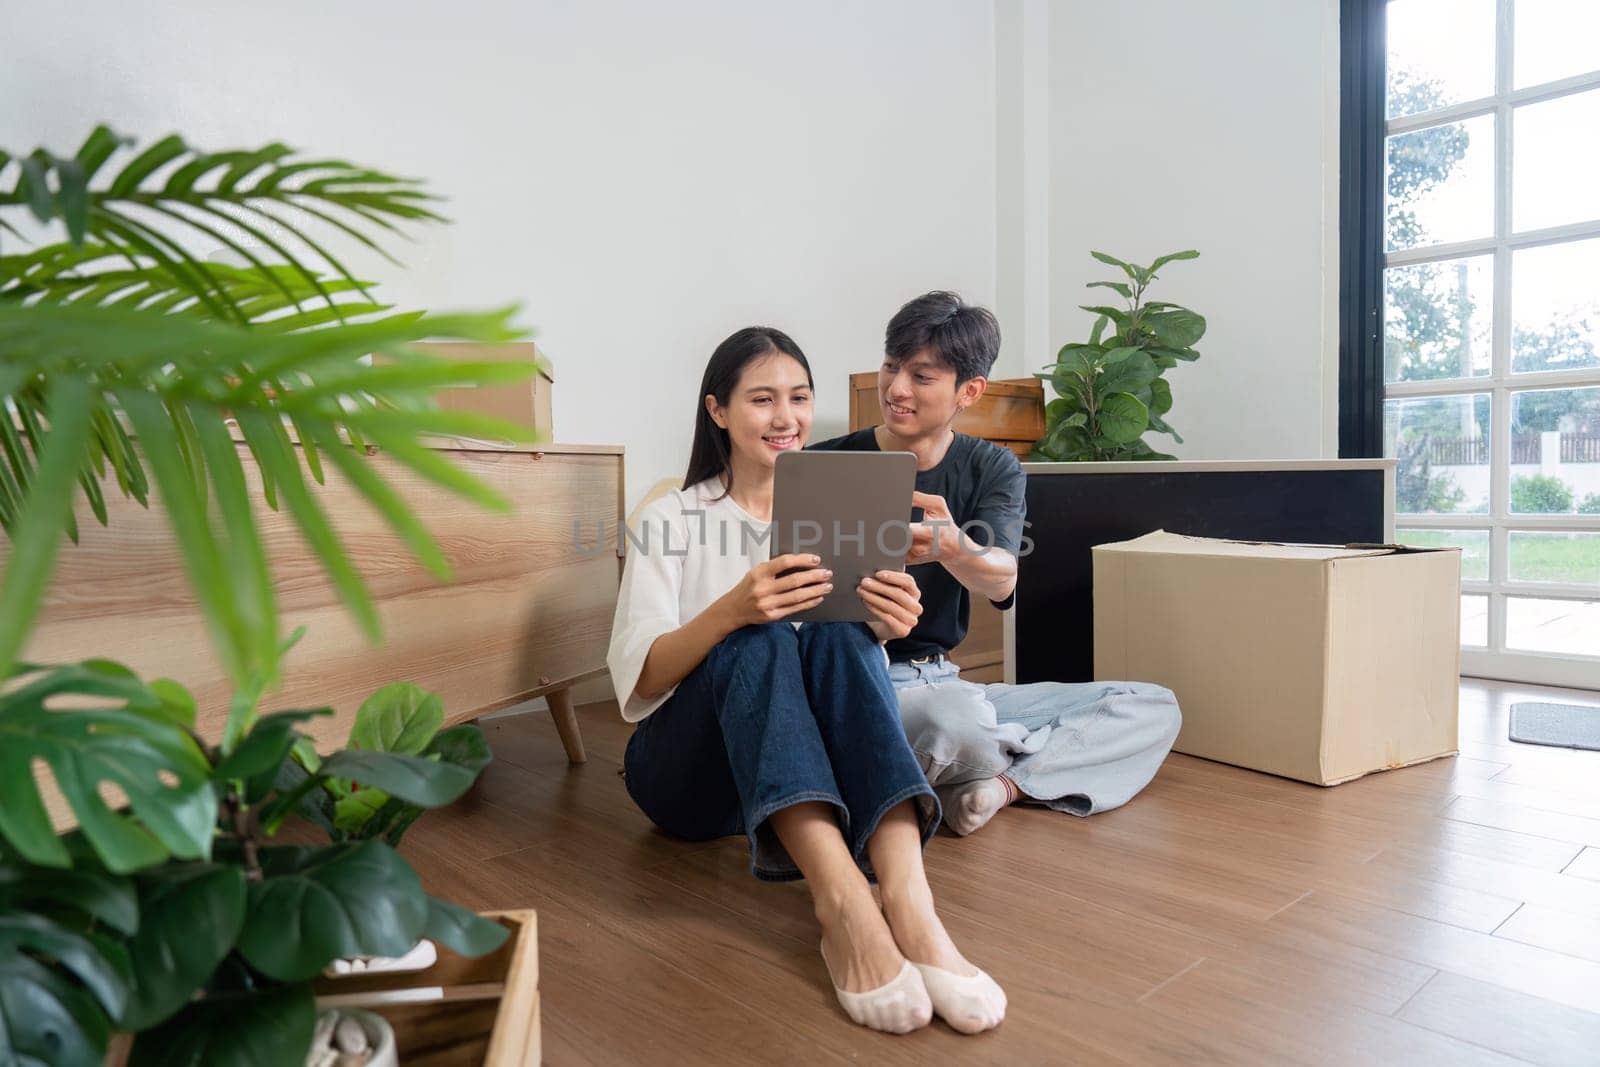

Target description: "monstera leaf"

left=0, top=661, right=212, bottom=872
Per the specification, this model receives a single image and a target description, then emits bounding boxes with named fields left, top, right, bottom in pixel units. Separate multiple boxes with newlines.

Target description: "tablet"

left=771, top=449, right=918, bottom=623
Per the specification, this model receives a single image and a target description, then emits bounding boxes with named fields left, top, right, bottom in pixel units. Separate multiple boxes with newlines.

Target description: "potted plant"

left=1030, top=249, right=1206, bottom=462
left=0, top=126, right=541, bottom=1065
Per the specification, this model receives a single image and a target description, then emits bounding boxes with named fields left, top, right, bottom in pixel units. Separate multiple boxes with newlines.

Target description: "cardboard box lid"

left=1092, top=530, right=1456, bottom=563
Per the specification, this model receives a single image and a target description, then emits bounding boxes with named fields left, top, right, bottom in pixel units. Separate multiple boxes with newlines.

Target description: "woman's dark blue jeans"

left=623, top=621, right=940, bottom=882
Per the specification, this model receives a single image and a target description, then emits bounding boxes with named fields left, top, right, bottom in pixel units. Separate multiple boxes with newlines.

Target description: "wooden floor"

left=397, top=679, right=1600, bottom=1065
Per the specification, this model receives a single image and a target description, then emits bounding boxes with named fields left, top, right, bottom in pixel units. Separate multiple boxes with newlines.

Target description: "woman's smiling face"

left=706, top=352, right=814, bottom=472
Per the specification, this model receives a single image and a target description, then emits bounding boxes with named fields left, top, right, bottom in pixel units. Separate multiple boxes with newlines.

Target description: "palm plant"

left=0, top=126, right=543, bottom=1065
left=0, top=124, right=540, bottom=690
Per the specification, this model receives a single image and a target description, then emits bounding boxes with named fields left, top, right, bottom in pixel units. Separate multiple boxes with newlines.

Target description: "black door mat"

left=1509, top=702, right=1600, bottom=751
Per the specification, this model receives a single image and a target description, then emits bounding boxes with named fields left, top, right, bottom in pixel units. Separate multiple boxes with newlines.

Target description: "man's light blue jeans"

left=887, top=657, right=1182, bottom=817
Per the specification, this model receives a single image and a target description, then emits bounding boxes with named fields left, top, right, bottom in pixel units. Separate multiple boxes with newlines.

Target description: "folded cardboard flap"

left=1099, top=530, right=1460, bottom=561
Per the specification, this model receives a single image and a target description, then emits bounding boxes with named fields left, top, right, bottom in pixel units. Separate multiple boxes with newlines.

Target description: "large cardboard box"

left=1093, top=531, right=1461, bottom=786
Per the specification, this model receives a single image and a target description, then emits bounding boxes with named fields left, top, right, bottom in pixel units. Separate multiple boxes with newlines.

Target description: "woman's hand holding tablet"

left=718, top=554, right=833, bottom=626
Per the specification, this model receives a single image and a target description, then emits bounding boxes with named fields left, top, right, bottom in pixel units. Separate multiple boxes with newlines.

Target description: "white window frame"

left=1384, top=0, right=1600, bottom=688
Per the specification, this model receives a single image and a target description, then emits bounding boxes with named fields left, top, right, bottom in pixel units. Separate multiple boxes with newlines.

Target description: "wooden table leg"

left=547, top=687, right=587, bottom=764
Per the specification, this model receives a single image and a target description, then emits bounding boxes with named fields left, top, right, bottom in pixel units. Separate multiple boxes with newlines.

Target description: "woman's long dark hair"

left=683, top=326, right=813, bottom=494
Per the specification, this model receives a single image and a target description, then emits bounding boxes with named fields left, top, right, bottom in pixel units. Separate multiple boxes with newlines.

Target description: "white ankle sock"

left=911, top=962, right=1007, bottom=1034
left=938, top=776, right=1014, bottom=836
left=820, top=943, right=932, bottom=1034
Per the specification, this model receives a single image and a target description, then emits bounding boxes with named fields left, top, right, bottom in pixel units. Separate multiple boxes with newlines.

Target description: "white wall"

left=1039, top=0, right=1342, bottom=459
left=4, top=0, right=1345, bottom=486
left=2, top=0, right=998, bottom=509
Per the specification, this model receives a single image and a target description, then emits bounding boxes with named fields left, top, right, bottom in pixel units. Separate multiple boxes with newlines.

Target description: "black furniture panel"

left=1015, top=466, right=1388, bottom=684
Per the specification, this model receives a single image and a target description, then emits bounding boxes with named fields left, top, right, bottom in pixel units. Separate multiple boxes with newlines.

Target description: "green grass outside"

left=1399, top=528, right=1600, bottom=585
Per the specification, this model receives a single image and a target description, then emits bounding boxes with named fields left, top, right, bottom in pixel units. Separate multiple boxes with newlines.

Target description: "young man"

left=810, top=291, right=1182, bottom=835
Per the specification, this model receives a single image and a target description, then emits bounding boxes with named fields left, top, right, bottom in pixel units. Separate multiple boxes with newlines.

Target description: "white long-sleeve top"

left=606, top=478, right=773, bottom=722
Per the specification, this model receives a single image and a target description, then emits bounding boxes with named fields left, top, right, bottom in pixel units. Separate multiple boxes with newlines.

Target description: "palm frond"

left=0, top=301, right=538, bottom=689
left=0, top=125, right=437, bottom=322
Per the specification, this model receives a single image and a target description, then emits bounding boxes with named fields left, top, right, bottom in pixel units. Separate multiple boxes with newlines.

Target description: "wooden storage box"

left=314, top=911, right=541, bottom=1066
left=848, top=372, right=1044, bottom=460
left=408, top=342, right=555, bottom=438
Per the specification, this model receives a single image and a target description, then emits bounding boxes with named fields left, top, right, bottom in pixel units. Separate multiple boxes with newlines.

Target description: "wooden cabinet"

left=22, top=437, right=623, bottom=769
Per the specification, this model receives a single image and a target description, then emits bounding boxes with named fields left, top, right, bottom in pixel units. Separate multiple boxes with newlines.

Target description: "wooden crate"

left=848, top=372, right=1044, bottom=459
left=313, top=911, right=541, bottom=1066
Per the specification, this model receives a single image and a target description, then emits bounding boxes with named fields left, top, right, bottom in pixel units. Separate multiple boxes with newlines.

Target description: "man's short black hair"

left=884, top=291, right=1001, bottom=385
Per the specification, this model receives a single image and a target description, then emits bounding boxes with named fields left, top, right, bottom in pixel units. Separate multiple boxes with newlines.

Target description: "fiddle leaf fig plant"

left=288, top=681, right=494, bottom=844
left=1031, top=249, right=1205, bottom=462
left=0, top=658, right=508, bottom=1067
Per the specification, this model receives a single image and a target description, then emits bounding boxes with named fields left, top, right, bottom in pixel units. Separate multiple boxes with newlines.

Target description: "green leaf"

left=263, top=756, right=337, bottom=837
left=107, top=134, right=188, bottom=197
left=0, top=660, right=214, bottom=873
left=119, top=864, right=247, bottom=1031
left=213, top=708, right=330, bottom=785
left=17, top=155, right=54, bottom=223
left=235, top=406, right=380, bottom=643
left=1085, top=280, right=1132, bottom=299
left=317, top=748, right=476, bottom=808
left=1144, top=309, right=1206, bottom=349
left=188, top=406, right=278, bottom=681
left=423, top=895, right=510, bottom=958
left=128, top=981, right=314, bottom=1067
left=1089, top=315, right=1110, bottom=346
left=1044, top=396, right=1080, bottom=424
left=0, top=951, right=112, bottom=1067
left=0, top=912, right=130, bottom=1020
left=350, top=681, right=444, bottom=755
left=55, top=157, right=89, bottom=245
left=1097, top=392, right=1151, bottom=444
left=428, top=724, right=492, bottom=774
left=1098, top=351, right=1157, bottom=396
left=140, top=678, right=198, bottom=730
left=0, top=861, right=138, bottom=934
left=1062, top=412, right=1088, bottom=429
left=1148, top=249, right=1200, bottom=273
left=1149, top=377, right=1173, bottom=416
left=0, top=376, right=93, bottom=685
left=73, top=125, right=127, bottom=183
left=1079, top=305, right=1131, bottom=328
left=1149, top=412, right=1185, bottom=444
left=1089, top=250, right=1138, bottom=280
left=334, top=786, right=391, bottom=833
left=1042, top=421, right=1094, bottom=461
left=119, top=388, right=251, bottom=685
left=238, top=841, right=427, bottom=980
left=1147, top=344, right=1201, bottom=363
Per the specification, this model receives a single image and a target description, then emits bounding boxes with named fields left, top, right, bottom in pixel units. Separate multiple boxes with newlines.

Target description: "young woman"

left=607, top=326, right=1006, bottom=1035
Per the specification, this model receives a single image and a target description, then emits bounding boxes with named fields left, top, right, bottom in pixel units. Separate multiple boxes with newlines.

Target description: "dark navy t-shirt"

left=808, top=428, right=1026, bottom=662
